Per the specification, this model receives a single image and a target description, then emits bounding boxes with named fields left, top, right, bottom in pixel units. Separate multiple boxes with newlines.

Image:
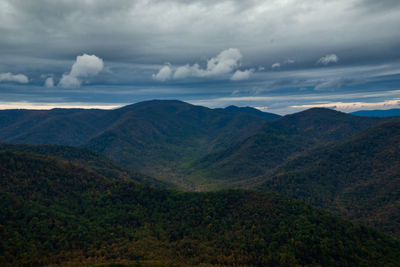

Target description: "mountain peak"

left=295, top=107, right=346, bottom=116
left=221, top=105, right=280, bottom=120
left=119, top=99, right=191, bottom=110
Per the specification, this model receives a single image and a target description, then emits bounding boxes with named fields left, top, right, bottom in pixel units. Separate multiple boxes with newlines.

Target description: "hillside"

left=84, top=100, right=269, bottom=187
left=1, top=102, right=385, bottom=190
left=0, top=108, right=118, bottom=145
left=1, top=150, right=400, bottom=266
left=0, top=101, right=272, bottom=188
left=259, top=121, right=400, bottom=236
left=186, top=108, right=381, bottom=187
left=0, top=143, right=170, bottom=188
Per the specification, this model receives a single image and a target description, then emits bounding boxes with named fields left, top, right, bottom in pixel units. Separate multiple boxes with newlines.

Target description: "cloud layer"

left=58, top=54, right=104, bottom=88
left=2, top=0, right=399, bottom=67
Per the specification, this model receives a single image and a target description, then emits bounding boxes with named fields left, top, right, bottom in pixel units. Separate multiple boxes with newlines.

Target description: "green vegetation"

left=186, top=108, right=380, bottom=185
left=84, top=100, right=268, bottom=186
left=1, top=150, right=400, bottom=266
left=260, top=121, right=400, bottom=236
left=0, top=108, right=116, bottom=145
left=0, top=143, right=171, bottom=188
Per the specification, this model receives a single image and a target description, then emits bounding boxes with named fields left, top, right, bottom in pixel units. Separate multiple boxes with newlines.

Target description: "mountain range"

left=352, top=108, right=400, bottom=117
left=1, top=100, right=400, bottom=265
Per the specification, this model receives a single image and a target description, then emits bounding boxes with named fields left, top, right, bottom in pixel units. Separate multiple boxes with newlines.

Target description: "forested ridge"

left=1, top=150, right=400, bottom=266
left=0, top=143, right=171, bottom=188
left=259, top=121, right=400, bottom=236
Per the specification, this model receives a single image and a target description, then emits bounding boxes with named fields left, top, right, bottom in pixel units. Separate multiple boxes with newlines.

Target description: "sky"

left=0, top=0, right=400, bottom=114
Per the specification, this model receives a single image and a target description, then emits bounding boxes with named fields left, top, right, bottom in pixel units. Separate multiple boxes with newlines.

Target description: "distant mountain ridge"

left=352, top=108, right=400, bottom=117
left=0, top=108, right=116, bottom=145
left=0, top=101, right=281, bottom=147
left=0, top=100, right=277, bottom=187
left=216, top=105, right=281, bottom=120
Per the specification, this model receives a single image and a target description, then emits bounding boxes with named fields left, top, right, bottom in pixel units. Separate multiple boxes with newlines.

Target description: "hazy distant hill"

left=1, top=150, right=399, bottom=266
left=260, top=121, right=400, bottom=236
left=216, top=105, right=281, bottom=120
left=0, top=108, right=117, bottom=145
left=352, top=108, right=400, bottom=117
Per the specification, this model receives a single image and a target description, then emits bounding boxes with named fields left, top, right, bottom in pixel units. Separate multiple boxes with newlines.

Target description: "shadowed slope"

left=260, top=121, right=400, bottom=236
left=0, top=143, right=171, bottom=188
left=187, top=108, right=381, bottom=186
left=0, top=108, right=118, bottom=145
left=85, top=100, right=269, bottom=186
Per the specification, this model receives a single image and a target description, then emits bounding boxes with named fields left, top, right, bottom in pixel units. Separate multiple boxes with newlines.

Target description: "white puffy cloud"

left=205, top=48, right=242, bottom=77
left=317, top=54, right=339, bottom=65
left=271, top=63, right=281, bottom=69
left=70, top=54, right=104, bottom=77
left=172, top=64, right=201, bottom=79
left=59, top=75, right=81, bottom=88
left=272, top=59, right=295, bottom=69
left=153, top=48, right=252, bottom=81
left=44, top=77, right=54, bottom=88
left=231, top=69, right=253, bottom=81
left=0, top=72, right=28, bottom=83
left=58, top=54, right=104, bottom=88
left=152, top=65, right=173, bottom=81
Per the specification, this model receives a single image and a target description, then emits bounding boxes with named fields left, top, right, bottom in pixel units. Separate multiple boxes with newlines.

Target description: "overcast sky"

left=1, top=0, right=400, bottom=114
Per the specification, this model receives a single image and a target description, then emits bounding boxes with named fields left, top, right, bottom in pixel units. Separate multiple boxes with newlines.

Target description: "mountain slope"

left=1, top=150, right=399, bottom=266
left=0, top=108, right=119, bottom=145
left=187, top=108, right=381, bottom=187
left=85, top=100, right=269, bottom=187
left=259, top=121, right=400, bottom=236
left=0, top=143, right=170, bottom=188
left=0, top=100, right=271, bottom=188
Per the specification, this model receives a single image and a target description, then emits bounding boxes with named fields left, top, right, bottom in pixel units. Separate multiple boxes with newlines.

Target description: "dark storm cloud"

left=1, top=0, right=399, bottom=65
left=358, top=0, right=400, bottom=12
